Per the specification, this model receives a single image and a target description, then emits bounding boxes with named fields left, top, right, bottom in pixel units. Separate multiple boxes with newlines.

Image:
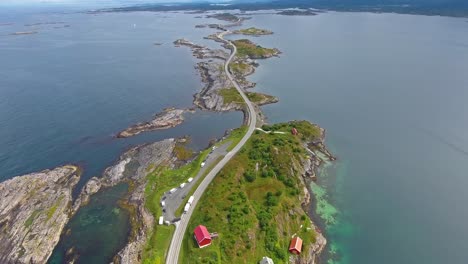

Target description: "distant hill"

left=103, top=0, right=468, bottom=17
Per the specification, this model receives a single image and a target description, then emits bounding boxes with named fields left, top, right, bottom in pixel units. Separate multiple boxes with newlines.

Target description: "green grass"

left=174, top=125, right=250, bottom=217
left=174, top=141, right=194, bottom=161
left=24, top=210, right=41, bottom=228
left=233, top=39, right=278, bottom=59
left=174, top=155, right=225, bottom=217
left=246, top=92, right=277, bottom=104
left=180, top=121, right=322, bottom=264
left=217, top=87, right=244, bottom=106
left=143, top=224, right=175, bottom=264
left=142, top=148, right=211, bottom=264
left=229, top=62, right=250, bottom=76
left=225, top=126, right=248, bottom=151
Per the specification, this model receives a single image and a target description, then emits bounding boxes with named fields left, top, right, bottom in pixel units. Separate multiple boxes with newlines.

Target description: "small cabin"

left=289, top=236, right=303, bottom=255
left=194, top=225, right=212, bottom=248
left=291, top=128, right=298, bottom=136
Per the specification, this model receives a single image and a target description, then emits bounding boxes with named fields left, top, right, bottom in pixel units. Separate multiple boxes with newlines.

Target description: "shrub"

left=244, top=171, right=256, bottom=182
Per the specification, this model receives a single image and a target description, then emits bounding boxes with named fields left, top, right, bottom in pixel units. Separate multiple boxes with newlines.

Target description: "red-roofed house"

left=289, top=236, right=303, bottom=255
left=194, top=225, right=212, bottom=248
left=291, top=128, right=298, bottom=135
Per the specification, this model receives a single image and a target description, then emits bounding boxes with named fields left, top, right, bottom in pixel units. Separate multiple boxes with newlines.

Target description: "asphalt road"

left=161, top=141, right=230, bottom=222
left=165, top=31, right=257, bottom=264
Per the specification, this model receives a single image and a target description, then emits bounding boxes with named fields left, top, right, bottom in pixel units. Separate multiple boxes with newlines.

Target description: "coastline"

left=2, top=11, right=333, bottom=264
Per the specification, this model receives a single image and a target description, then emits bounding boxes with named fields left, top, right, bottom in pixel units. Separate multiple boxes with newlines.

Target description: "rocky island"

left=116, top=108, right=193, bottom=138
left=277, top=9, right=318, bottom=16
left=175, top=35, right=280, bottom=114
left=0, top=165, right=80, bottom=263
left=233, top=27, right=274, bottom=36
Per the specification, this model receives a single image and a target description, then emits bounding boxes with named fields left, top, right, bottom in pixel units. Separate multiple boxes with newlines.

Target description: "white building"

left=259, top=256, right=274, bottom=264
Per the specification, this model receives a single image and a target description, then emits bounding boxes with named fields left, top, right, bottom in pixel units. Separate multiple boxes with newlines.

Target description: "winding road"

left=165, top=31, right=257, bottom=264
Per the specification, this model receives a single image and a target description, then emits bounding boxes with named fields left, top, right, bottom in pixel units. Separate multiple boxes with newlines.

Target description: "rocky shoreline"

left=300, top=125, right=336, bottom=264
left=67, top=139, right=178, bottom=263
left=0, top=165, right=80, bottom=264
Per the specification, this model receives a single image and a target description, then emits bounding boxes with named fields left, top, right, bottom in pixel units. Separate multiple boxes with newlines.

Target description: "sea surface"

left=230, top=11, right=468, bottom=264
left=2, top=8, right=468, bottom=264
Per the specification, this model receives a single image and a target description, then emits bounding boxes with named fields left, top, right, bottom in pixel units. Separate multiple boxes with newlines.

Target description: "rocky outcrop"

left=174, top=39, right=229, bottom=61
left=0, top=165, right=80, bottom=264
left=194, top=61, right=242, bottom=112
left=117, top=108, right=193, bottom=138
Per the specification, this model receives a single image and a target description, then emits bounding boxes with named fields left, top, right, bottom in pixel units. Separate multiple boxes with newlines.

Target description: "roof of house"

left=289, top=236, right=303, bottom=252
left=194, top=225, right=211, bottom=242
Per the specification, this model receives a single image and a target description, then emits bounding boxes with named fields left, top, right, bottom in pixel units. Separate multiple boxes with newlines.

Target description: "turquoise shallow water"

left=48, top=184, right=130, bottom=264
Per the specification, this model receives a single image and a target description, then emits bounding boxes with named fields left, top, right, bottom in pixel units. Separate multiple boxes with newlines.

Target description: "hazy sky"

left=0, top=0, right=212, bottom=7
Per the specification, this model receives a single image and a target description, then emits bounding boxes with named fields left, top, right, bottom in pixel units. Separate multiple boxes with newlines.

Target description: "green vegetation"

left=144, top=224, right=175, bottom=264
left=46, top=196, right=63, bottom=221
left=174, top=155, right=225, bottom=217
left=218, top=87, right=244, bottom=106
left=246, top=92, right=277, bottom=105
left=229, top=62, right=251, bottom=76
left=233, top=39, right=279, bottom=59
left=174, top=141, right=194, bottom=161
left=24, top=210, right=41, bottom=228
left=236, top=27, right=273, bottom=35
left=181, top=121, right=322, bottom=264
left=142, top=148, right=210, bottom=264
left=225, top=126, right=248, bottom=151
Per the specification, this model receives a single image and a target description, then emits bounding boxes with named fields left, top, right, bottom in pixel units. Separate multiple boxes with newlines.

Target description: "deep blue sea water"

left=0, top=10, right=241, bottom=184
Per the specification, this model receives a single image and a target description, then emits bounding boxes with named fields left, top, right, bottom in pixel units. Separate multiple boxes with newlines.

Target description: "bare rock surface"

left=0, top=165, right=80, bottom=264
